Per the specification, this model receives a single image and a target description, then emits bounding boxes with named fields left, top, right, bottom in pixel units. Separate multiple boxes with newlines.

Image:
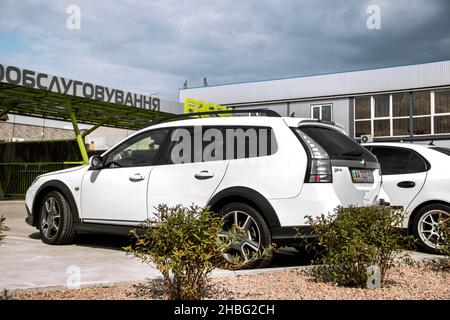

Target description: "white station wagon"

left=26, top=111, right=389, bottom=267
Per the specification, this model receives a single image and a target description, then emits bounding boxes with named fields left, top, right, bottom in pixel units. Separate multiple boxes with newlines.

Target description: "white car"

left=26, top=111, right=388, bottom=268
left=364, top=142, right=450, bottom=253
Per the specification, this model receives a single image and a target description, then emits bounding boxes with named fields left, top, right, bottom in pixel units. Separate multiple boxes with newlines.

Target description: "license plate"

left=350, top=169, right=374, bottom=183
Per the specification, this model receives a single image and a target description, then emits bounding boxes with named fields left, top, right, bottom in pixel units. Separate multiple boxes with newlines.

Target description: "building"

left=179, top=60, right=450, bottom=147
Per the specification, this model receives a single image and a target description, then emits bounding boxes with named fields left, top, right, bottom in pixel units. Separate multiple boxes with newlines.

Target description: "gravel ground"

left=8, top=263, right=449, bottom=300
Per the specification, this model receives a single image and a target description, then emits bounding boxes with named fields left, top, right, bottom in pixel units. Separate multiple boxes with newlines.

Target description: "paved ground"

left=0, top=201, right=443, bottom=291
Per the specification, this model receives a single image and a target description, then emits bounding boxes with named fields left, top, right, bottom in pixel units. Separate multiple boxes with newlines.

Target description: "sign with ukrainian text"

left=0, top=63, right=160, bottom=111
left=184, top=98, right=232, bottom=116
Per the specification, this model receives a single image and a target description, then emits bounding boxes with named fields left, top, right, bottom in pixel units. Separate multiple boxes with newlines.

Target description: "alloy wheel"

left=418, top=210, right=449, bottom=249
left=219, top=210, right=261, bottom=264
left=41, top=197, right=61, bottom=240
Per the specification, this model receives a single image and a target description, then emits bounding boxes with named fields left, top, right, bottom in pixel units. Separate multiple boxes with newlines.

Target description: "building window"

left=374, top=95, right=389, bottom=118
left=392, top=93, right=409, bottom=117
left=355, top=121, right=371, bottom=137
left=354, top=90, right=450, bottom=139
left=435, top=90, right=450, bottom=113
left=354, top=97, right=371, bottom=137
left=434, top=115, right=450, bottom=134
left=412, top=91, right=431, bottom=135
left=434, top=90, right=450, bottom=134
left=393, top=118, right=409, bottom=136
left=355, top=97, right=371, bottom=119
left=374, top=119, right=390, bottom=137
left=310, top=104, right=332, bottom=122
left=413, top=91, right=431, bottom=115
left=392, top=93, right=409, bottom=136
left=373, top=94, right=390, bottom=137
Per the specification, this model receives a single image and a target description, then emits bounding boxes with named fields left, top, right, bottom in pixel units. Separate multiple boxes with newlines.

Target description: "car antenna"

left=290, top=112, right=295, bottom=117
left=428, top=140, right=434, bottom=146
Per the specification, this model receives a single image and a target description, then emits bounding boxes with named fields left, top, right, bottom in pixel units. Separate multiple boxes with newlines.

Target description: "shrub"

left=303, top=206, right=412, bottom=288
left=437, top=218, right=450, bottom=269
left=125, top=204, right=228, bottom=300
left=0, top=215, right=6, bottom=243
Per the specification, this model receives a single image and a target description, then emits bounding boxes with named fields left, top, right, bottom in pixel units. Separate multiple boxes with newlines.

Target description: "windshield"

left=430, top=147, right=450, bottom=156
left=297, top=126, right=377, bottom=162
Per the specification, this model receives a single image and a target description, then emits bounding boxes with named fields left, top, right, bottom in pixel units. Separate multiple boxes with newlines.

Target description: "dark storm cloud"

left=0, top=0, right=449, bottom=99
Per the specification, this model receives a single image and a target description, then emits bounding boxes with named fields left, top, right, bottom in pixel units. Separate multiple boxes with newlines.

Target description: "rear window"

left=431, top=147, right=450, bottom=156
left=299, top=126, right=377, bottom=161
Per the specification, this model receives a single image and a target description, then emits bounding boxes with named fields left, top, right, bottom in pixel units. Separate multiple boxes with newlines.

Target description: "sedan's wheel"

left=39, top=191, right=76, bottom=245
left=218, top=202, right=272, bottom=269
left=412, top=204, right=450, bottom=254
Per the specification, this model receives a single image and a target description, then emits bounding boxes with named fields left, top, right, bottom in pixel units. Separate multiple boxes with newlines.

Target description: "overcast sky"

left=0, top=0, right=449, bottom=101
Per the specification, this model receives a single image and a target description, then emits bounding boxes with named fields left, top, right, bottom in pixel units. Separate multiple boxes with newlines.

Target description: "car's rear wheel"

left=39, top=191, right=76, bottom=245
left=218, top=202, right=273, bottom=269
left=412, top=203, right=449, bottom=254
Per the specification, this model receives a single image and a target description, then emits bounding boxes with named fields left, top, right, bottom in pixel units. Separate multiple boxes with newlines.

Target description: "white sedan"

left=364, top=142, right=450, bottom=253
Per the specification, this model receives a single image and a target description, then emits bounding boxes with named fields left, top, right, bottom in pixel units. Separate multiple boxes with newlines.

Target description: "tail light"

left=296, top=129, right=332, bottom=183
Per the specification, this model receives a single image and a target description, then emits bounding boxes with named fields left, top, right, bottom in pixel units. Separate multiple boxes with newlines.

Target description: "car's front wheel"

left=218, top=202, right=273, bottom=269
left=39, top=191, right=76, bottom=244
left=412, top=203, right=449, bottom=254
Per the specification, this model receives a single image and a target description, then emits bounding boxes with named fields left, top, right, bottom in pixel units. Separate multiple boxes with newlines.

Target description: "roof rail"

left=147, top=108, right=281, bottom=126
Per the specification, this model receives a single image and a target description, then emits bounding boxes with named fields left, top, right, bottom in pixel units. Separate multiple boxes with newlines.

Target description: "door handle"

left=129, top=173, right=145, bottom=182
left=397, top=181, right=416, bottom=188
left=194, top=170, right=214, bottom=180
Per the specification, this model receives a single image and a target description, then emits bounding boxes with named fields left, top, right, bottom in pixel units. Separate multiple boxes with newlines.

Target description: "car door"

left=369, top=146, right=428, bottom=210
left=147, top=126, right=228, bottom=217
left=81, top=128, right=170, bottom=224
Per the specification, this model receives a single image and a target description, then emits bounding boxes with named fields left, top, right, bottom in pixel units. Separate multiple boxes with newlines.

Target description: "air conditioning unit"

left=360, top=135, right=373, bottom=143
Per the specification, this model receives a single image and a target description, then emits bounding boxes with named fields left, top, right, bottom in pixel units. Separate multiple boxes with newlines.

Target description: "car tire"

left=38, top=191, right=76, bottom=245
left=219, top=202, right=273, bottom=269
left=412, top=203, right=450, bottom=254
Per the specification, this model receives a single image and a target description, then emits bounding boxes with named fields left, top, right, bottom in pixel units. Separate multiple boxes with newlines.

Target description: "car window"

left=430, top=147, right=450, bottom=156
left=104, top=129, right=170, bottom=168
left=160, top=126, right=277, bottom=164
left=298, top=126, right=377, bottom=162
left=370, top=147, right=428, bottom=175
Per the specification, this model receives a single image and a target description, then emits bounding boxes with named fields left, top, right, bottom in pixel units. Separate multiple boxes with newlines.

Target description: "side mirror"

left=89, top=155, right=104, bottom=170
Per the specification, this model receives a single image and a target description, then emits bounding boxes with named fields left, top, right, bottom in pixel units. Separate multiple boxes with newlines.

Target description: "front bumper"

left=25, top=204, right=34, bottom=227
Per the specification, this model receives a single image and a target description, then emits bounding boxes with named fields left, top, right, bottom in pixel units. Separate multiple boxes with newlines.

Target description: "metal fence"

left=0, top=163, right=79, bottom=197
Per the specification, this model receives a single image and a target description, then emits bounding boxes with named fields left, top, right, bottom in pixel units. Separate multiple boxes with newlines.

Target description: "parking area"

left=0, top=201, right=442, bottom=291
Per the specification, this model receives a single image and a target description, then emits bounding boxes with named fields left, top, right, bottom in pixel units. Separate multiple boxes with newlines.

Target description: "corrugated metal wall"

left=179, top=60, right=450, bottom=105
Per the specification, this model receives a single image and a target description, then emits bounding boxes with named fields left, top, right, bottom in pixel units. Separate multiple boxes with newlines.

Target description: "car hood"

left=38, top=165, right=88, bottom=178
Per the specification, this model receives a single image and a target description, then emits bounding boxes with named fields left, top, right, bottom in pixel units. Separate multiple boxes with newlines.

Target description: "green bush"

left=303, top=206, right=412, bottom=288
left=0, top=215, right=6, bottom=243
left=437, top=218, right=450, bottom=268
left=125, top=204, right=228, bottom=300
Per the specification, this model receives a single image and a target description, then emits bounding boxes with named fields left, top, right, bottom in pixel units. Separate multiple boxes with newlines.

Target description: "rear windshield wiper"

left=340, top=151, right=362, bottom=157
